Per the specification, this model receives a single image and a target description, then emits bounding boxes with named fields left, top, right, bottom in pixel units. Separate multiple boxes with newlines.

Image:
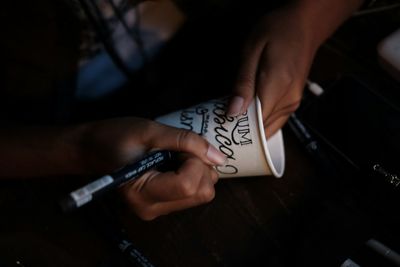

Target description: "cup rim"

left=255, top=96, right=285, bottom=178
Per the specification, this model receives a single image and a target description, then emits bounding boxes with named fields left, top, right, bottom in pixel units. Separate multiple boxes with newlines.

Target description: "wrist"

left=275, top=2, right=321, bottom=55
left=0, top=124, right=91, bottom=178
left=60, top=123, right=92, bottom=176
left=289, top=0, right=364, bottom=49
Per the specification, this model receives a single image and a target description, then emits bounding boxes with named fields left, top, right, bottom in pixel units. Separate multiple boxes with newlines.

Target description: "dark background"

left=0, top=1, right=400, bottom=267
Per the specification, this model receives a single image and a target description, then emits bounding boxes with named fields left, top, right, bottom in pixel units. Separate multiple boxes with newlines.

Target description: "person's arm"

left=227, top=0, right=364, bottom=137
left=296, top=0, right=364, bottom=46
left=0, top=125, right=86, bottom=178
left=0, top=118, right=226, bottom=220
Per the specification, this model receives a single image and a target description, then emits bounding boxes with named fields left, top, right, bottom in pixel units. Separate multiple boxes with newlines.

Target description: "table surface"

left=1, top=2, right=400, bottom=267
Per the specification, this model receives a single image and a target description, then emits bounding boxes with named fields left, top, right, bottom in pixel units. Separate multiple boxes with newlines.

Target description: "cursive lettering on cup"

left=212, top=101, right=236, bottom=161
left=216, top=163, right=238, bottom=175
left=180, top=109, right=195, bottom=131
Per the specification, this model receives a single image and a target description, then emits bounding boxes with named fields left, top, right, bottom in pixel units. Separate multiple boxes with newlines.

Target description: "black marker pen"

left=288, top=113, right=327, bottom=161
left=60, top=150, right=173, bottom=212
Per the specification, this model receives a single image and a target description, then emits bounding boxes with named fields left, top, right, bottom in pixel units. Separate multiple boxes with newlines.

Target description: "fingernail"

left=227, top=96, right=244, bottom=117
left=206, top=145, right=227, bottom=166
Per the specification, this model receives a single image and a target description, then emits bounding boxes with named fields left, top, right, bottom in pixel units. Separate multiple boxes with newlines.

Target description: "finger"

left=125, top=168, right=217, bottom=220
left=255, top=45, right=309, bottom=124
left=126, top=157, right=218, bottom=202
left=264, top=116, right=288, bottom=138
left=145, top=170, right=216, bottom=219
left=227, top=38, right=266, bottom=117
left=256, top=57, right=295, bottom=122
left=260, top=76, right=303, bottom=132
left=145, top=122, right=226, bottom=166
left=264, top=101, right=300, bottom=128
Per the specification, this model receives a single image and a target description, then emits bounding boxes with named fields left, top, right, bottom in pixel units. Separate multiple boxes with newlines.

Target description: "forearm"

left=292, top=0, right=365, bottom=50
left=0, top=124, right=87, bottom=178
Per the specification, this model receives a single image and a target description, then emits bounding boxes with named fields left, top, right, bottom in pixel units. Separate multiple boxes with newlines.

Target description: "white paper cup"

left=155, top=96, right=285, bottom=178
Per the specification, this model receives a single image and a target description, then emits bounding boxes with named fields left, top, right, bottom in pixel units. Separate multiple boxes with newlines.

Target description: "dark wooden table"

left=0, top=3, right=399, bottom=267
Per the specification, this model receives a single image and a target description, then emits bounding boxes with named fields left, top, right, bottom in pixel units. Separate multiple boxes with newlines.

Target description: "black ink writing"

left=216, top=164, right=238, bottom=175
left=213, top=101, right=236, bottom=161
left=231, top=112, right=252, bottom=146
left=180, top=109, right=195, bottom=131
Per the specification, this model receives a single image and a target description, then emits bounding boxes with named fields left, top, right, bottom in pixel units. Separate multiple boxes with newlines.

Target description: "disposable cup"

left=155, top=96, right=285, bottom=178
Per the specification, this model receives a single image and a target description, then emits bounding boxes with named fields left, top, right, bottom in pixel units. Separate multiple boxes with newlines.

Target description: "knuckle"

left=236, top=73, right=254, bottom=90
left=135, top=206, right=157, bottom=221
left=177, top=158, right=206, bottom=198
left=121, top=186, right=137, bottom=203
left=196, top=185, right=215, bottom=203
left=278, top=72, right=296, bottom=89
left=210, top=168, right=219, bottom=183
left=178, top=177, right=198, bottom=198
left=176, top=129, right=196, bottom=151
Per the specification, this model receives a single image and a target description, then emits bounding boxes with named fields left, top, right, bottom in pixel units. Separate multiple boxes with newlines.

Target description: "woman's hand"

left=81, top=117, right=226, bottom=220
left=121, top=153, right=219, bottom=220
left=227, top=0, right=363, bottom=137
left=227, top=3, right=317, bottom=137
